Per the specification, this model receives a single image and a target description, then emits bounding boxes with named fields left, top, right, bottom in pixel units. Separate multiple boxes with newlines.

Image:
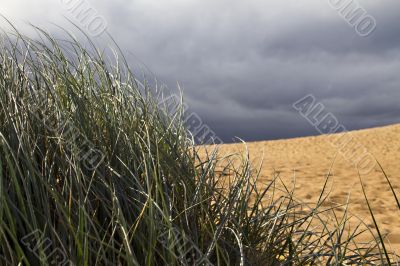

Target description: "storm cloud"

left=1, top=0, right=399, bottom=142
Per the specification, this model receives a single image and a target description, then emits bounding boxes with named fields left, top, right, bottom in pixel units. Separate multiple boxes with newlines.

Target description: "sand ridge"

left=203, top=123, right=400, bottom=254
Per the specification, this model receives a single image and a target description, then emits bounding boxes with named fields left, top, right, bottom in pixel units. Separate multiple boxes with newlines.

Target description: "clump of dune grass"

left=0, top=23, right=398, bottom=265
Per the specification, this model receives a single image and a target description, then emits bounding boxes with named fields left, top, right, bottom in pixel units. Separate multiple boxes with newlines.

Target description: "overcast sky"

left=1, top=0, right=399, bottom=143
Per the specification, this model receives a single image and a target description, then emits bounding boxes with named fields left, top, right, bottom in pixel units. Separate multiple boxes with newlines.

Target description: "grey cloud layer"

left=1, top=0, right=399, bottom=142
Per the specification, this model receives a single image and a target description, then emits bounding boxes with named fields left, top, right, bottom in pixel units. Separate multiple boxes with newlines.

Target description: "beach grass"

left=0, top=24, right=398, bottom=265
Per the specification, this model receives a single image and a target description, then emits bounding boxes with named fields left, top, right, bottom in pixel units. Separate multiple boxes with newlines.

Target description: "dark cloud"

left=2, top=0, right=400, bottom=142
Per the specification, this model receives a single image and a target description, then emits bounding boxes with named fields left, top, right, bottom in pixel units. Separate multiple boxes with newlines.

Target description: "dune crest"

left=209, top=123, right=400, bottom=253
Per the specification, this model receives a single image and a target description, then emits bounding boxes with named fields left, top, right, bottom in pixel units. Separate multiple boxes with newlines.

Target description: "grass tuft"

left=0, top=23, right=398, bottom=265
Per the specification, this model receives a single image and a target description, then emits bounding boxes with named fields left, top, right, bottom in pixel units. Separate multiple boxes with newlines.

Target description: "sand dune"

left=204, top=123, right=400, bottom=254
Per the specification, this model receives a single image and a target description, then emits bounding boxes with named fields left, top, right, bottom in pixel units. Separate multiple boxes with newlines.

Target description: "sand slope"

left=206, top=124, right=400, bottom=254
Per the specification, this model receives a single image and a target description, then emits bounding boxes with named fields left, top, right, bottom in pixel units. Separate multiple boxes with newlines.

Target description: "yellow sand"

left=202, top=123, right=400, bottom=254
